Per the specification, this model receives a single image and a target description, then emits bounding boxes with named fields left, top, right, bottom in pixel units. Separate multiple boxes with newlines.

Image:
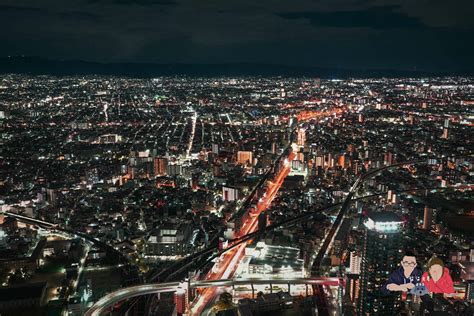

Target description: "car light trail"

left=190, top=108, right=344, bottom=315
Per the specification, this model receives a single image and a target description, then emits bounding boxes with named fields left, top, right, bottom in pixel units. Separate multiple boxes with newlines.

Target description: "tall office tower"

left=222, top=186, right=239, bottom=202
left=442, top=128, right=449, bottom=139
left=384, top=151, right=394, bottom=165
left=288, top=116, right=296, bottom=128
left=271, top=142, right=277, bottom=154
left=86, top=168, right=99, bottom=184
left=422, top=206, right=433, bottom=230
left=358, top=212, right=403, bottom=316
left=346, top=274, right=361, bottom=304
left=444, top=118, right=450, bottom=128
left=460, top=261, right=474, bottom=303
left=237, top=151, right=253, bottom=165
left=350, top=251, right=362, bottom=274
left=297, top=128, right=306, bottom=147
left=461, top=250, right=474, bottom=303
left=212, top=143, right=219, bottom=154
left=338, top=154, right=347, bottom=168
left=315, top=155, right=324, bottom=168
left=441, top=118, right=450, bottom=139
left=46, top=188, right=58, bottom=207
left=154, top=157, right=168, bottom=176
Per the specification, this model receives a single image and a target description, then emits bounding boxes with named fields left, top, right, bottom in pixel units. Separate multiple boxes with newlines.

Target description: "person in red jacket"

left=421, top=257, right=454, bottom=294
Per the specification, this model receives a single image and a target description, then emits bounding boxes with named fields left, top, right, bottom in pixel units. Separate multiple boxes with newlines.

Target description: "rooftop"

left=0, top=282, right=47, bottom=302
left=367, top=211, right=402, bottom=223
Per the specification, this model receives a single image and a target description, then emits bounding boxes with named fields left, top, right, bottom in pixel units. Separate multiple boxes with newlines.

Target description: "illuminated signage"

left=364, top=218, right=402, bottom=232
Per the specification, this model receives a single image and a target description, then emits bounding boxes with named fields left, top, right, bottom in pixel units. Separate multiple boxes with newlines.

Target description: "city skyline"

left=0, top=1, right=473, bottom=316
left=0, top=75, right=472, bottom=315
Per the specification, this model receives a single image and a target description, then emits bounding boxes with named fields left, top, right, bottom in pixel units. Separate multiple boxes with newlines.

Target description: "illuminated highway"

left=190, top=108, right=342, bottom=315
left=81, top=184, right=472, bottom=315
left=82, top=106, right=473, bottom=315
left=190, top=149, right=296, bottom=315
left=85, top=277, right=341, bottom=316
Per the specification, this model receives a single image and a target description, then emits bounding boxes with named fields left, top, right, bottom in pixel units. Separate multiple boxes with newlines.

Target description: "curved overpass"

left=311, top=159, right=427, bottom=273
left=85, top=277, right=341, bottom=316
left=83, top=184, right=472, bottom=316
left=4, top=212, right=131, bottom=264
left=86, top=282, right=181, bottom=316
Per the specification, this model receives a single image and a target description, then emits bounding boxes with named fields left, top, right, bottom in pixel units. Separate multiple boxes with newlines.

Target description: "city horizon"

left=2, top=56, right=474, bottom=78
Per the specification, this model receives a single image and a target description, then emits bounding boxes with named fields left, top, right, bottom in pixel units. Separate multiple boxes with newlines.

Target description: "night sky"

left=1, top=0, right=473, bottom=72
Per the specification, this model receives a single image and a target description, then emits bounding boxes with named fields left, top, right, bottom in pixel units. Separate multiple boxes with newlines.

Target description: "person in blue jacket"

left=382, top=250, right=423, bottom=294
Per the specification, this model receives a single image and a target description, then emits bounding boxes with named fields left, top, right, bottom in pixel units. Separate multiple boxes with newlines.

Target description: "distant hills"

left=0, top=56, right=465, bottom=78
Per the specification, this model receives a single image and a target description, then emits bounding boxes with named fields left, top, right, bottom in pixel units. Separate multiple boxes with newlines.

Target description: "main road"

left=190, top=149, right=296, bottom=315
left=86, top=277, right=341, bottom=316
left=191, top=107, right=344, bottom=315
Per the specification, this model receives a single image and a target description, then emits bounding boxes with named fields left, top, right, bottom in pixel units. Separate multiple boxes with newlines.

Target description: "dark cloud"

left=277, top=6, right=424, bottom=29
left=0, top=0, right=472, bottom=73
left=87, top=0, right=177, bottom=6
left=58, top=11, right=102, bottom=22
left=0, top=5, right=42, bottom=13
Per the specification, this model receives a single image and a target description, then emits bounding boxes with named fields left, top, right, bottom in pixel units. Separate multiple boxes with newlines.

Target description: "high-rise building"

left=222, top=186, right=239, bottom=202
left=154, top=157, right=168, bottom=176
left=315, top=155, right=324, bottom=168
left=441, top=118, right=450, bottom=139
left=384, top=151, right=394, bottom=166
left=422, top=206, right=433, bottom=230
left=339, top=155, right=347, bottom=168
left=237, top=151, right=253, bottom=165
left=444, top=118, right=450, bottom=128
left=442, top=128, right=449, bottom=139
left=271, top=142, right=277, bottom=154
left=212, top=143, right=219, bottom=154
left=358, top=212, right=403, bottom=316
left=46, top=188, right=58, bottom=206
left=167, top=163, right=182, bottom=176
left=460, top=261, right=474, bottom=303
left=346, top=274, right=361, bottom=303
left=350, top=251, right=361, bottom=274
left=86, top=168, right=99, bottom=184
left=297, top=128, right=306, bottom=147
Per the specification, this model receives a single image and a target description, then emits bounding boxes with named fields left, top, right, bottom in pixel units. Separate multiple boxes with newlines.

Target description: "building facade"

left=358, top=212, right=403, bottom=315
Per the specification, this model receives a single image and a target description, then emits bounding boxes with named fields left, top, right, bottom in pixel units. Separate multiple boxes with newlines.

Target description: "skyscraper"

left=422, top=206, right=433, bottom=230
left=154, top=157, right=168, bottom=176
left=358, top=212, right=403, bottom=315
left=297, top=128, right=306, bottom=147
left=237, top=151, right=253, bottom=165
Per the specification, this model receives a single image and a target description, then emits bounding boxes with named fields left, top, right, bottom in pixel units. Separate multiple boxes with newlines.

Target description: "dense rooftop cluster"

left=0, top=75, right=472, bottom=315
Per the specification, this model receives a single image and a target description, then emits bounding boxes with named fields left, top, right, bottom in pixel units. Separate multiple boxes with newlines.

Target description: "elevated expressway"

left=85, top=277, right=342, bottom=316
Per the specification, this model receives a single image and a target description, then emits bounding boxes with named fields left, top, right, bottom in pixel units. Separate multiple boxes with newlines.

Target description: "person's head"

left=427, top=257, right=444, bottom=282
left=400, top=250, right=417, bottom=274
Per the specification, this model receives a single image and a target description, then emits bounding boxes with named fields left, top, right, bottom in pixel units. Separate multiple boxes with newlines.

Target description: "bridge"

left=85, top=277, right=342, bottom=316
left=311, top=159, right=427, bottom=274
left=3, top=211, right=131, bottom=264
